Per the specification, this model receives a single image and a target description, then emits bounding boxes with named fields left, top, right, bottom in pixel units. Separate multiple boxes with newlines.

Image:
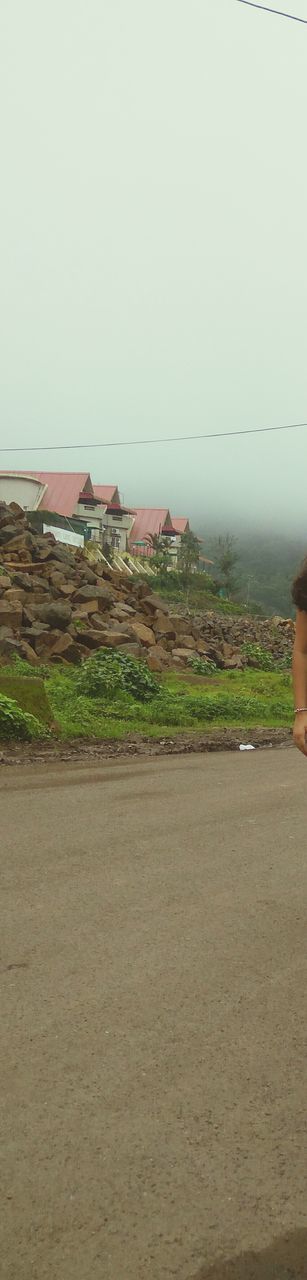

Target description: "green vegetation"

left=177, top=530, right=200, bottom=581
left=0, top=673, right=54, bottom=725
left=187, top=654, right=217, bottom=676
left=137, top=524, right=304, bottom=619
left=149, top=527, right=304, bottom=619
left=242, top=643, right=291, bottom=672
left=0, top=693, right=48, bottom=741
left=0, top=651, right=293, bottom=742
left=211, top=533, right=239, bottom=595
left=152, top=570, right=257, bottom=616
left=76, top=649, right=158, bottom=702
left=202, top=528, right=305, bottom=618
left=142, top=533, right=172, bottom=578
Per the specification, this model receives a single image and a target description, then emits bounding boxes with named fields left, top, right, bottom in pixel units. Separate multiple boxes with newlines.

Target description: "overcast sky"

left=1, top=0, right=307, bottom=533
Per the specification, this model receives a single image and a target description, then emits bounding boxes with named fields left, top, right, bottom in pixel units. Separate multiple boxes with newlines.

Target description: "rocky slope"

left=0, top=501, right=294, bottom=670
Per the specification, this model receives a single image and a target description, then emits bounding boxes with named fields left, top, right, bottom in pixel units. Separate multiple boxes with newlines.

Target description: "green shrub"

left=76, top=648, right=158, bottom=702
left=74, top=618, right=87, bottom=632
left=242, top=643, right=291, bottom=672
left=187, top=654, right=217, bottom=676
left=242, top=644, right=275, bottom=670
left=0, top=693, right=47, bottom=740
left=7, top=655, right=52, bottom=681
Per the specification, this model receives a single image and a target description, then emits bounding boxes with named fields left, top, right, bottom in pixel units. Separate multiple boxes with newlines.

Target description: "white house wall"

left=0, top=474, right=47, bottom=510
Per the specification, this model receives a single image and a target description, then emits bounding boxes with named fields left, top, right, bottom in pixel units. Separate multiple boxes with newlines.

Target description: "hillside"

left=198, top=528, right=306, bottom=618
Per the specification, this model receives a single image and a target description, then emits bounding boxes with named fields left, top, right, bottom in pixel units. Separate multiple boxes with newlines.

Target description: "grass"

left=153, top=587, right=257, bottom=617
left=0, top=657, right=293, bottom=742
left=150, top=574, right=263, bottom=617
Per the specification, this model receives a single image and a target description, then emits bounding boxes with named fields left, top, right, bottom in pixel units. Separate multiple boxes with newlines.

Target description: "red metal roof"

left=130, top=508, right=173, bottom=547
left=2, top=471, right=98, bottom=517
left=105, top=502, right=135, bottom=516
left=172, top=516, right=190, bottom=534
left=93, top=486, right=135, bottom=516
left=93, top=485, right=119, bottom=504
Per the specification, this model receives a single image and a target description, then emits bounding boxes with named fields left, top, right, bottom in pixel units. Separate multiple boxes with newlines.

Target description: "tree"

left=177, top=530, right=200, bottom=581
left=145, top=533, right=172, bottom=578
left=212, top=534, right=239, bottom=596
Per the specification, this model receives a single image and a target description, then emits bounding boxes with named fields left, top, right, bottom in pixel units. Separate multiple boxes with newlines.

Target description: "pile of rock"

left=173, top=608, right=295, bottom=668
left=0, top=501, right=294, bottom=671
left=0, top=500, right=203, bottom=670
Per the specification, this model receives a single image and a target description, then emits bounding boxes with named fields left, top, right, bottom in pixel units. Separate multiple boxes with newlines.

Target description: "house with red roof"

left=164, top=516, right=191, bottom=564
left=172, top=517, right=190, bottom=535
left=129, top=508, right=211, bottom=569
left=129, top=508, right=193, bottom=564
left=129, top=508, right=174, bottom=557
left=0, top=472, right=107, bottom=544
left=0, top=471, right=211, bottom=567
left=0, top=471, right=135, bottom=556
left=93, top=486, right=135, bottom=554
left=170, top=517, right=213, bottom=567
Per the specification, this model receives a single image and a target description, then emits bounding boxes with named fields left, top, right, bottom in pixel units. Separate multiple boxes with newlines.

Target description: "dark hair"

left=292, top=558, right=307, bottom=612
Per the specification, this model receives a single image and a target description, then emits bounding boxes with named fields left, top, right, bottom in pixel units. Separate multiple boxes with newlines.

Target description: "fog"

left=1, top=0, right=307, bottom=537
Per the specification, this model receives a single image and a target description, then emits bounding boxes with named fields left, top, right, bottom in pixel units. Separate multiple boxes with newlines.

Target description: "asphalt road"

left=1, top=750, right=307, bottom=1280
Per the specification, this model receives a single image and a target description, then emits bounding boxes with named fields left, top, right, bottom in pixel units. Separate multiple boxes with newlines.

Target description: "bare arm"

left=293, top=609, right=307, bottom=754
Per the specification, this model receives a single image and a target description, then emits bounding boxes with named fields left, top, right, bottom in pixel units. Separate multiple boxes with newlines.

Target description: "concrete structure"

left=93, top=486, right=135, bottom=554
left=162, top=516, right=190, bottom=565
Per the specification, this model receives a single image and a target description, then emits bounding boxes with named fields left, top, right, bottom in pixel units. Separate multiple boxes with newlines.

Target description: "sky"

left=1, top=0, right=307, bottom=534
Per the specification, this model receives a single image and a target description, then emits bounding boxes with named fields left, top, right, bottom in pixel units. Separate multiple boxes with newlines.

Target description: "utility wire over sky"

left=1, top=421, right=307, bottom=453
left=236, top=0, right=307, bottom=22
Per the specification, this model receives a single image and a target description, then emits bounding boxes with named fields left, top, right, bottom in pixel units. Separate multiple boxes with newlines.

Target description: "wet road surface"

left=1, top=750, right=306, bottom=1279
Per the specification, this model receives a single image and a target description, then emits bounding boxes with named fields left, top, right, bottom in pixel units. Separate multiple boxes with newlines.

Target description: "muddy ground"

left=0, top=725, right=292, bottom=767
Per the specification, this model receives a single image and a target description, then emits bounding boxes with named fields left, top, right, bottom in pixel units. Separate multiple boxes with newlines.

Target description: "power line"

left=1, top=420, right=307, bottom=454
left=236, top=0, right=307, bottom=23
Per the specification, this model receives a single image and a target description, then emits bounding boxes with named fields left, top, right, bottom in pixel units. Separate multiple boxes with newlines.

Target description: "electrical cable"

left=236, top=1, right=307, bottom=24
left=1, top=420, right=307, bottom=453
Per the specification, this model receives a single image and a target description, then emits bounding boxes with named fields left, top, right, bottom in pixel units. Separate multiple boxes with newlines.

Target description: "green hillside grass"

left=0, top=658, right=293, bottom=742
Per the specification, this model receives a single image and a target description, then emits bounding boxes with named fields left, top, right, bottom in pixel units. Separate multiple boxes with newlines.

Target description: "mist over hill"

left=199, top=524, right=306, bottom=618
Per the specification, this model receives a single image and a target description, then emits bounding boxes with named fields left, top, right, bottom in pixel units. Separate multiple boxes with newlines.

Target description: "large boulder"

left=0, top=625, right=14, bottom=655
left=96, top=630, right=132, bottom=648
left=73, top=584, right=111, bottom=606
left=152, top=613, right=176, bottom=637
left=130, top=621, right=155, bottom=647
left=169, top=615, right=188, bottom=635
left=148, top=644, right=170, bottom=665
left=50, top=633, right=82, bottom=663
left=0, top=598, right=23, bottom=632
left=172, top=648, right=195, bottom=663
left=0, top=524, right=24, bottom=544
left=178, top=634, right=196, bottom=650
left=25, top=601, right=72, bottom=630
left=0, top=530, right=35, bottom=553
left=72, top=599, right=99, bottom=617
left=142, top=593, right=169, bottom=614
